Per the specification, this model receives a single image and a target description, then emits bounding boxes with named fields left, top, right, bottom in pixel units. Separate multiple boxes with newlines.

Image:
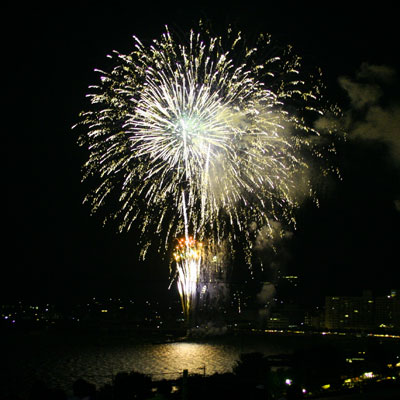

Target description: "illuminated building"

left=375, top=290, right=400, bottom=329
left=325, top=290, right=399, bottom=331
left=267, top=304, right=305, bottom=329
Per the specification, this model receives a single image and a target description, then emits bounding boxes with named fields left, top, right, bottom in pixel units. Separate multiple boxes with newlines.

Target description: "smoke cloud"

left=251, top=220, right=293, bottom=252
left=256, top=282, right=276, bottom=323
left=257, top=282, right=276, bottom=304
left=338, top=63, right=400, bottom=164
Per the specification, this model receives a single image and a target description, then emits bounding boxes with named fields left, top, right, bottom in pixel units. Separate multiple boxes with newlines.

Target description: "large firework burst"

left=76, top=23, right=340, bottom=312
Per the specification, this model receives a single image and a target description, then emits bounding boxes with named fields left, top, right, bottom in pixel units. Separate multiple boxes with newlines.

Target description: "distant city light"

left=321, top=384, right=330, bottom=390
left=363, top=372, right=374, bottom=379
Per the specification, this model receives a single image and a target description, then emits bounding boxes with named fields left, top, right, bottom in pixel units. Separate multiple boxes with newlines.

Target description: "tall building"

left=325, top=290, right=399, bottom=331
left=375, top=290, right=400, bottom=329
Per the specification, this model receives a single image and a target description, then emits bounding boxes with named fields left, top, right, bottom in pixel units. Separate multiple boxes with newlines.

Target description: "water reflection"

left=28, top=341, right=243, bottom=393
left=3, top=335, right=288, bottom=396
left=133, top=342, right=240, bottom=378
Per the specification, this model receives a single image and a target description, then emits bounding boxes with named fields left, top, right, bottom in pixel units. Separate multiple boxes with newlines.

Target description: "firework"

left=173, top=237, right=203, bottom=320
left=76, top=23, right=340, bottom=316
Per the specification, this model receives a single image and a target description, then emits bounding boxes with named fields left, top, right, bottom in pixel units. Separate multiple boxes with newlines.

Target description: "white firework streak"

left=77, top=25, right=340, bottom=315
left=174, top=237, right=203, bottom=320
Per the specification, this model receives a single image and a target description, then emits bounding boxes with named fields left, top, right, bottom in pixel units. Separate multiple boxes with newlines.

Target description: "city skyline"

left=2, top=286, right=399, bottom=335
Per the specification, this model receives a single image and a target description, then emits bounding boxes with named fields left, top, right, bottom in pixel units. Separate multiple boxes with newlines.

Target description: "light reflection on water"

left=3, top=334, right=289, bottom=396
left=52, top=341, right=242, bottom=386
left=123, top=342, right=240, bottom=377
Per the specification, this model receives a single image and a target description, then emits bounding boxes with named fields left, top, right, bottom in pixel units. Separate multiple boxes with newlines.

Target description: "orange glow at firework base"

left=173, top=237, right=203, bottom=261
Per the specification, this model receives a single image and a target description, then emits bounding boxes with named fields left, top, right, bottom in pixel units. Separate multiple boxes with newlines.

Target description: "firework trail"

left=173, top=237, right=203, bottom=320
left=76, top=22, right=340, bottom=316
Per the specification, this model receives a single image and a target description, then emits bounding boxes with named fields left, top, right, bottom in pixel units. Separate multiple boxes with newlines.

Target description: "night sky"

left=5, top=3, right=399, bottom=306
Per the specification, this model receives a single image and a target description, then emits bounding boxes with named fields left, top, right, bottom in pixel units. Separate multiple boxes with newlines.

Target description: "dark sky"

left=5, top=2, right=400, bottom=306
